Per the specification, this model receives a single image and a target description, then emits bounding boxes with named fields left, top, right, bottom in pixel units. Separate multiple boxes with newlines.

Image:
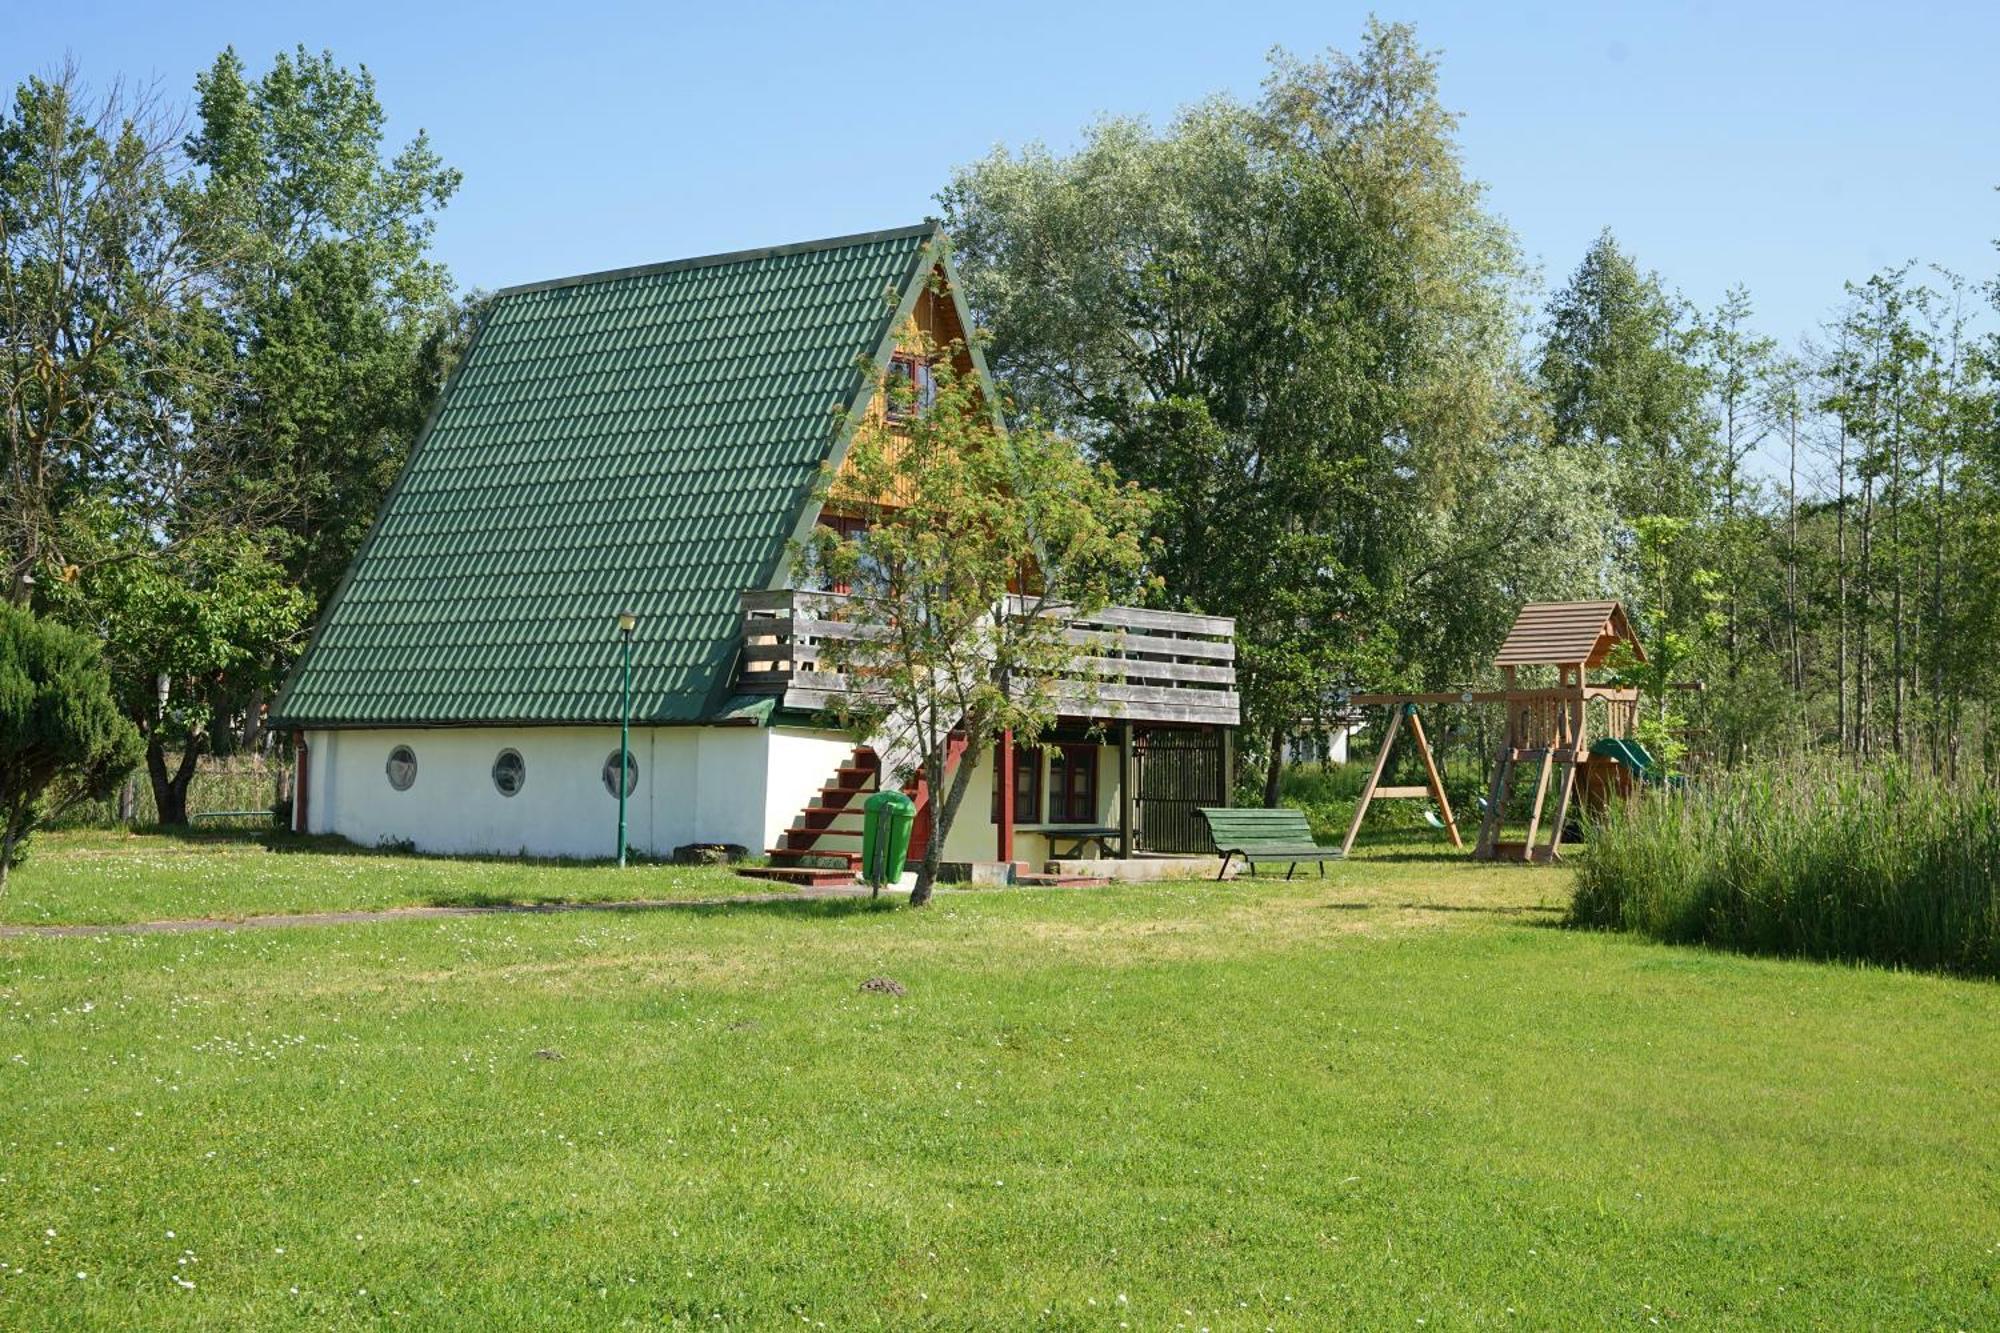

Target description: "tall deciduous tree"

left=187, top=45, right=461, bottom=631
left=1538, top=230, right=1713, bottom=524
left=942, top=22, right=1533, bottom=801
left=0, top=63, right=226, bottom=607
left=6, top=51, right=459, bottom=821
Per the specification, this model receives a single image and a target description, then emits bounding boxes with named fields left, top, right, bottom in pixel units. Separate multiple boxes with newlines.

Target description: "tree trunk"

left=146, top=736, right=202, bottom=827
left=1835, top=422, right=1849, bottom=752
left=1889, top=396, right=1905, bottom=760
left=1723, top=389, right=1739, bottom=675
left=910, top=732, right=979, bottom=908
left=1785, top=403, right=1802, bottom=696
left=240, top=684, right=267, bottom=753
left=6, top=526, right=37, bottom=608
left=1262, top=726, right=1285, bottom=808
left=911, top=748, right=946, bottom=907
left=1856, top=466, right=1873, bottom=758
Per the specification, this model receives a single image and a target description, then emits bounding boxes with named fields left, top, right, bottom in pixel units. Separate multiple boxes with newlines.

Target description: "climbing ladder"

left=1474, top=669, right=1587, bottom=863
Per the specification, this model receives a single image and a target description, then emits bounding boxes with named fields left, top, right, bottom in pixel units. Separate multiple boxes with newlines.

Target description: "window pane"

left=492, top=748, right=525, bottom=797
left=886, top=357, right=915, bottom=419
left=385, top=745, right=417, bottom=791
left=602, top=750, right=638, bottom=799
left=993, top=746, right=1041, bottom=824
left=1052, top=745, right=1096, bottom=823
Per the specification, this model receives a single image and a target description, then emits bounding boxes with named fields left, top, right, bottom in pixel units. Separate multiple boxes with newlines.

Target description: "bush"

left=0, top=604, right=144, bottom=887
left=1571, top=759, right=2000, bottom=977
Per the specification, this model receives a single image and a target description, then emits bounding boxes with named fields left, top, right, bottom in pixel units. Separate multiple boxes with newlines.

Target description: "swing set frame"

left=1340, top=602, right=1652, bottom=864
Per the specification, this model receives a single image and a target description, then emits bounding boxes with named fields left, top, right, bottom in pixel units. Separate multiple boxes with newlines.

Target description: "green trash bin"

left=861, top=790, right=916, bottom=889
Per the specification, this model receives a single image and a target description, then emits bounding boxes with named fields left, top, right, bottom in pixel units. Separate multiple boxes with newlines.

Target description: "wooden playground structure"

left=1342, top=601, right=1661, bottom=863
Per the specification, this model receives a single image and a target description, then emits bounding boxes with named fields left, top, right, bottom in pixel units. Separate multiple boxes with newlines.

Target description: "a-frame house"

left=274, top=224, right=1237, bottom=875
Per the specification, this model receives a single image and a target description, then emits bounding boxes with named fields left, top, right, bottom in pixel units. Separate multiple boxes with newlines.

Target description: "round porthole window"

left=385, top=745, right=418, bottom=791
left=491, top=748, right=526, bottom=797
left=602, top=750, right=639, bottom=799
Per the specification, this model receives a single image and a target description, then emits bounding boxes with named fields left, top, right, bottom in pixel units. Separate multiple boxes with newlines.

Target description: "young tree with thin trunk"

left=804, top=331, right=1154, bottom=906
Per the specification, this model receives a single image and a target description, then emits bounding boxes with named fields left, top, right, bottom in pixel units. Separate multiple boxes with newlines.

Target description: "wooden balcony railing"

left=736, top=589, right=1238, bottom=727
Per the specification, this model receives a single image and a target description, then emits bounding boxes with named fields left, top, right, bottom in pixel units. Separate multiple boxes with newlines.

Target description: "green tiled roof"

left=274, top=224, right=938, bottom=726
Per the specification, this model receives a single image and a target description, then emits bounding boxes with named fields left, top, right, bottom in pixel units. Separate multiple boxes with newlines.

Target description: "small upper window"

left=885, top=353, right=936, bottom=422
left=602, top=749, right=638, bottom=799
left=492, top=748, right=526, bottom=798
left=385, top=745, right=418, bottom=792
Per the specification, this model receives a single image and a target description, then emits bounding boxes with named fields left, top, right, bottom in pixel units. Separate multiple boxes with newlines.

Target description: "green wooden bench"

left=1197, top=806, right=1345, bottom=881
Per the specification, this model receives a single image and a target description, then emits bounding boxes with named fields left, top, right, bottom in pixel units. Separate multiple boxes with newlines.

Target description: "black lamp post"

left=616, top=609, right=638, bottom=867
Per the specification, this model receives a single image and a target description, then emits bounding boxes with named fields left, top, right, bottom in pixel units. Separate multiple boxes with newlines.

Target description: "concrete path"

left=0, top=883, right=877, bottom=939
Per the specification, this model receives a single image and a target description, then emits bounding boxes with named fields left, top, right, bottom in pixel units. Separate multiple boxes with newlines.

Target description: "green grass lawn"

left=1, top=830, right=781, bottom=926
left=4, top=834, right=1998, bottom=1328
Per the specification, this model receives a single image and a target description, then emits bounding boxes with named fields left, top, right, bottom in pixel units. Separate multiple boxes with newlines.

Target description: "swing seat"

left=1422, top=808, right=1447, bottom=830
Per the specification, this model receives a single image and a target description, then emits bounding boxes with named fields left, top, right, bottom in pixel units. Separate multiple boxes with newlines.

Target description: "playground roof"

left=1493, top=601, right=1644, bottom=670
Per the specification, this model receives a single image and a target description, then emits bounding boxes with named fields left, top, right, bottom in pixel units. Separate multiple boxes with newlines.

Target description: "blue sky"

left=12, top=1, right=1997, bottom=351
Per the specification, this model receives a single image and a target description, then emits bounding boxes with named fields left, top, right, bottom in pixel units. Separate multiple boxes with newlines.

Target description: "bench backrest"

left=1197, top=806, right=1319, bottom=850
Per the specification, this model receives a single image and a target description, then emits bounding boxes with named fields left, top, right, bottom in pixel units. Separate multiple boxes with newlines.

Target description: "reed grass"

left=1572, top=757, right=2000, bottom=977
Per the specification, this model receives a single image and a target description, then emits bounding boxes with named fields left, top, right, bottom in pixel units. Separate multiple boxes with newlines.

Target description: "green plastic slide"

left=1589, top=737, right=1685, bottom=788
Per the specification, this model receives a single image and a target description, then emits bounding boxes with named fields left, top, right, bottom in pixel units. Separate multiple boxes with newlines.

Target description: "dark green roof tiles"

left=274, top=224, right=936, bottom=726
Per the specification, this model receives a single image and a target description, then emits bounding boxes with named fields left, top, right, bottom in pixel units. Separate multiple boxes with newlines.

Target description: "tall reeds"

left=1571, top=759, right=2000, bottom=977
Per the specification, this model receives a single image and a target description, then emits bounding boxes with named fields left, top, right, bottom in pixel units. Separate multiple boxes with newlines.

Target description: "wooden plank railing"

left=736, top=589, right=1239, bottom=726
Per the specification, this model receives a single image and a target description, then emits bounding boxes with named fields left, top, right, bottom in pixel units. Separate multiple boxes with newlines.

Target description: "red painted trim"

left=997, top=729, right=1015, bottom=862
left=292, top=729, right=310, bottom=834
left=904, top=731, right=968, bottom=865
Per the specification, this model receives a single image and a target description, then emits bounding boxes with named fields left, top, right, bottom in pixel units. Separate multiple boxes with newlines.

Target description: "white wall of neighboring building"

left=1288, top=725, right=1358, bottom=767
left=301, top=724, right=852, bottom=860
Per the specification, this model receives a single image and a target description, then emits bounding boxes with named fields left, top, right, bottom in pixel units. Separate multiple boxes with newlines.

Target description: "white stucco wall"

left=302, top=724, right=853, bottom=860
left=938, top=740, right=1124, bottom=866
left=764, top=727, right=859, bottom=852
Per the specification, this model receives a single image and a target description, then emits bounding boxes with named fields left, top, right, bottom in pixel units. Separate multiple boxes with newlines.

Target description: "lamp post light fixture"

left=615, top=609, right=638, bottom=868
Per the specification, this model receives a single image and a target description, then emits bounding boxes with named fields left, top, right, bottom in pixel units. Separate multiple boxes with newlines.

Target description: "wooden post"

left=997, top=729, right=1015, bottom=864
left=1341, top=705, right=1406, bottom=856
left=1220, top=727, right=1234, bottom=807
left=1475, top=746, right=1510, bottom=860
left=1405, top=708, right=1463, bottom=849
left=292, top=730, right=310, bottom=834
left=1118, top=722, right=1135, bottom=859
left=1542, top=757, right=1578, bottom=861
left=1519, top=747, right=1555, bottom=862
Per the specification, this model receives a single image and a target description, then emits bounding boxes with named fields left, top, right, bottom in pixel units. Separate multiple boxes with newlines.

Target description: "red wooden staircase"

left=736, top=746, right=883, bottom=887
left=736, top=734, right=970, bottom=889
